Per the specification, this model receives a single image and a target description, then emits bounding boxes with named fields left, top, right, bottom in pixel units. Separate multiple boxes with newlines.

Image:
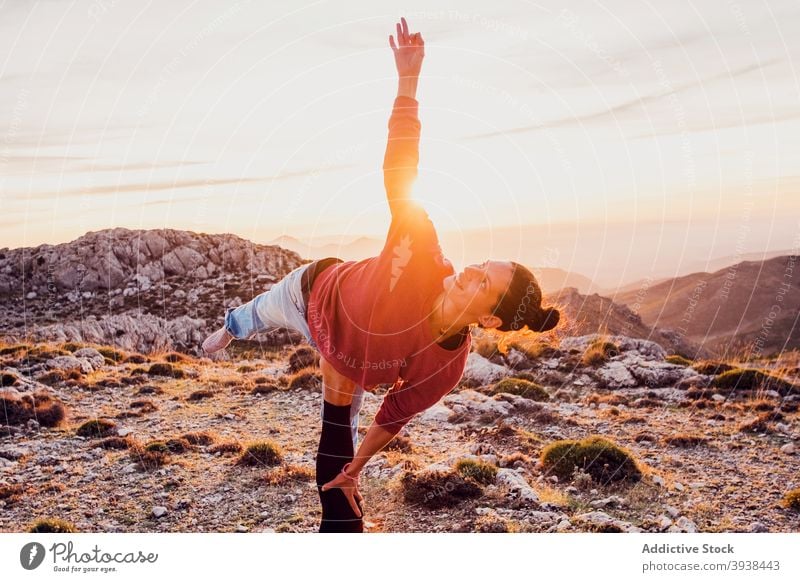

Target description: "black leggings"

left=315, top=400, right=364, bottom=533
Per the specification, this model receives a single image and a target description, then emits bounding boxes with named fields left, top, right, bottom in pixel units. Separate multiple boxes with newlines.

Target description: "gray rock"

left=676, top=516, right=697, bottom=533
left=443, top=389, right=514, bottom=418
left=462, top=352, right=508, bottom=386
left=152, top=506, right=168, bottom=518
left=596, top=361, right=637, bottom=388
left=46, top=355, right=93, bottom=373
left=495, top=468, right=540, bottom=504
left=589, top=495, right=627, bottom=509
left=749, top=522, right=768, bottom=533
left=574, top=510, right=643, bottom=533
left=419, top=404, right=453, bottom=423
left=780, top=443, right=795, bottom=454
left=73, top=347, right=105, bottom=368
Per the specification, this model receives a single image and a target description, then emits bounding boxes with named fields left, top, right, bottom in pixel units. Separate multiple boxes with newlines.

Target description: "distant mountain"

left=614, top=256, right=800, bottom=357
left=544, top=286, right=702, bottom=357
left=535, top=269, right=596, bottom=295
left=681, top=249, right=796, bottom=277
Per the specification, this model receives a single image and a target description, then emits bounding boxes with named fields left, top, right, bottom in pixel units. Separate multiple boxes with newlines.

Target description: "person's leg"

left=316, top=399, right=364, bottom=533
left=349, top=385, right=365, bottom=451
left=316, top=357, right=364, bottom=533
left=202, top=264, right=317, bottom=354
left=318, top=383, right=365, bottom=452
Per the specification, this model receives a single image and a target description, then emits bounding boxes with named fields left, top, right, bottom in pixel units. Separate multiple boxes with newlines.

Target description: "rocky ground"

left=1, top=333, right=799, bottom=533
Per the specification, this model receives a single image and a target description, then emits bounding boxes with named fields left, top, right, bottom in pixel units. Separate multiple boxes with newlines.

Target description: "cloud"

left=462, top=58, right=784, bottom=139
left=7, top=162, right=357, bottom=200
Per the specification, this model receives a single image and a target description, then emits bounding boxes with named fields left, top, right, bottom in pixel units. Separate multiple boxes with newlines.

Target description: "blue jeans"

left=223, top=263, right=365, bottom=450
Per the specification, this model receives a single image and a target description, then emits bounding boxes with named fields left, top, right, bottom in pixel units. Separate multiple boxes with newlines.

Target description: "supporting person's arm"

left=384, top=17, right=425, bottom=217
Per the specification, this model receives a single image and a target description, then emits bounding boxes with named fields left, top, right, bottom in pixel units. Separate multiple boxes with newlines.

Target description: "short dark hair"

left=488, top=261, right=560, bottom=333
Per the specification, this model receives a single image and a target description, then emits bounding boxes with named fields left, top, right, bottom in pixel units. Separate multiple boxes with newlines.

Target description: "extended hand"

left=320, top=464, right=364, bottom=518
left=389, top=16, right=424, bottom=78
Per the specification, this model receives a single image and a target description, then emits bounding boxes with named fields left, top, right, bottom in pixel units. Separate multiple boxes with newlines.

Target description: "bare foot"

left=202, top=327, right=234, bottom=355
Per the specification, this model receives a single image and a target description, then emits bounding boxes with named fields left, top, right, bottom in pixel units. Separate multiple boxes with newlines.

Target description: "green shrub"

left=209, top=441, right=243, bottom=455
left=93, top=436, right=133, bottom=450
left=288, top=346, right=319, bottom=373
left=164, top=438, right=192, bottom=453
left=454, top=458, right=498, bottom=485
left=237, top=441, right=284, bottom=467
left=490, top=378, right=550, bottom=401
left=182, top=431, right=217, bottom=446
left=581, top=340, right=620, bottom=367
left=144, top=441, right=170, bottom=454
left=0, top=344, right=28, bottom=356
left=665, top=355, right=693, bottom=366
left=59, top=342, right=83, bottom=353
left=129, top=441, right=170, bottom=470
left=540, top=435, right=642, bottom=485
left=76, top=418, right=116, bottom=438
left=384, top=433, right=414, bottom=453
left=147, top=362, right=184, bottom=378
left=508, top=339, right=560, bottom=361
left=287, top=368, right=321, bottom=391
left=28, top=518, right=77, bottom=533
left=713, top=368, right=796, bottom=395
left=251, top=382, right=279, bottom=395
left=187, top=389, right=214, bottom=401
left=401, top=469, right=483, bottom=509
left=783, top=488, right=800, bottom=512
left=97, top=347, right=126, bottom=361
left=1, top=392, right=66, bottom=427
left=692, top=360, right=735, bottom=375
left=1, top=372, right=20, bottom=386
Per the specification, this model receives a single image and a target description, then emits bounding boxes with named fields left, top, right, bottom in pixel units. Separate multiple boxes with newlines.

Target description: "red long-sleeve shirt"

left=305, top=96, right=471, bottom=436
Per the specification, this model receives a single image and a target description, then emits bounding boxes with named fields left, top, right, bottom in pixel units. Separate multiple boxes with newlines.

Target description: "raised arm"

left=384, top=17, right=425, bottom=217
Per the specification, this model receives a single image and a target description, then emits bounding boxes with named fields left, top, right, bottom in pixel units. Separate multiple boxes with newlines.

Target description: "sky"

left=1, top=0, right=799, bottom=287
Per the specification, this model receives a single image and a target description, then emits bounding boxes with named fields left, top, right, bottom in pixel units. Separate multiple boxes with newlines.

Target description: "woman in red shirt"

left=202, top=17, right=560, bottom=533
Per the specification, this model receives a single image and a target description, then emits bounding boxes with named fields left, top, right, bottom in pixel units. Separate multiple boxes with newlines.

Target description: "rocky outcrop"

left=0, top=228, right=301, bottom=297
left=0, top=228, right=305, bottom=353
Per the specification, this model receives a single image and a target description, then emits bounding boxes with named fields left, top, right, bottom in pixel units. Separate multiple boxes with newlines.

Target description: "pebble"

left=652, top=475, right=665, bottom=487
left=664, top=505, right=680, bottom=519
left=780, top=443, right=795, bottom=454
left=283, top=494, right=296, bottom=504
left=152, top=506, right=168, bottom=518
left=118, top=428, right=133, bottom=437
left=556, top=519, right=572, bottom=532
left=711, top=394, right=726, bottom=402
left=749, top=522, right=768, bottom=533
left=235, top=524, right=249, bottom=532
left=676, top=516, right=697, bottom=533
left=657, top=515, right=673, bottom=530
left=674, top=482, right=685, bottom=491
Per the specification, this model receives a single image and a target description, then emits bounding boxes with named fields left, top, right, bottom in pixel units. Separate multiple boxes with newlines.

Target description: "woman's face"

left=442, top=260, right=515, bottom=323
